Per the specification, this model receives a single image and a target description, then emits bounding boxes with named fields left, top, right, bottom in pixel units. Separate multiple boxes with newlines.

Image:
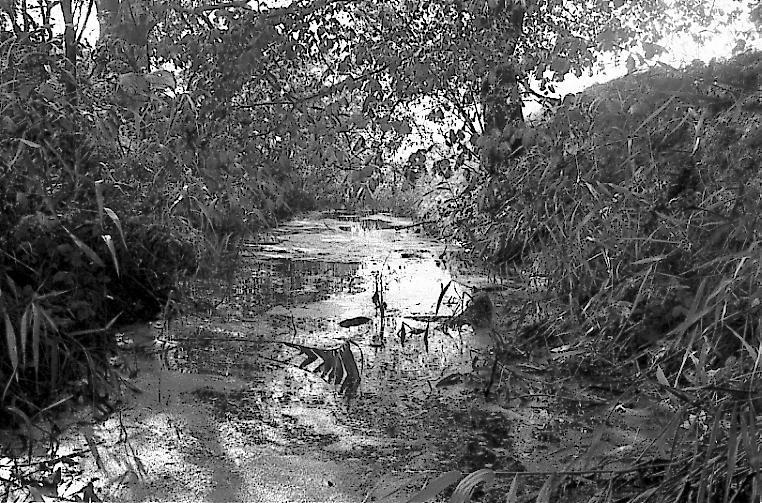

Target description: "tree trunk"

left=60, top=0, right=81, bottom=199
left=480, top=0, right=526, bottom=174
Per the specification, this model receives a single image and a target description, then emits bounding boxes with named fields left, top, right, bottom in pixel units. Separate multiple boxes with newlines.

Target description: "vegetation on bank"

left=1, top=0, right=761, bottom=499
left=411, top=51, right=762, bottom=502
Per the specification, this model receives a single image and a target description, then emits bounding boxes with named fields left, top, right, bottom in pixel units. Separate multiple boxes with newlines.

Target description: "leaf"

left=118, top=72, right=149, bottom=95
left=655, top=365, right=669, bottom=387
left=19, top=138, right=42, bottom=148
left=406, top=470, right=462, bottom=503
left=435, top=281, right=452, bottom=316
left=626, top=55, right=636, bottom=73
left=102, top=235, right=120, bottom=277
left=63, top=227, right=105, bottom=267
left=33, top=290, right=67, bottom=302
left=145, top=69, right=176, bottom=89
left=3, top=310, right=18, bottom=372
left=504, top=475, right=519, bottom=503
left=104, top=207, right=126, bottom=248
left=283, top=341, right=361, bottom=395
left=450, top=469, right=494, bottom=503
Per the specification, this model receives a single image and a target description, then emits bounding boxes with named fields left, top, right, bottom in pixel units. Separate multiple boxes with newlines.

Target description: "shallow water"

left=61, top=212, right=507, bottom=502
left=48, top=212, right=672, bottom=503
left=165, top=212, right=488, bottom=402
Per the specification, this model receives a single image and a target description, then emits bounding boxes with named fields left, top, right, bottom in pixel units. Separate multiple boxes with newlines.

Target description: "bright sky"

left=548, top=10, right=762, bottom=103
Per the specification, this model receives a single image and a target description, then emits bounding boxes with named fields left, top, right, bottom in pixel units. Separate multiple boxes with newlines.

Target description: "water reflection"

left=236, top=259, right=361, bottom=308
left=162, top=213, right=488, bottom=402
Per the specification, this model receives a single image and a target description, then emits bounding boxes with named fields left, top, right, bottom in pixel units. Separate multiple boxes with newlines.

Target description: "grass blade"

left=104, top=207, right=127, bottom=248
left=534, top=473, right=560, bottom=503
left=31, top=303, right=41, bottom=377
left=723, top=407, right=739, bottom=503
left=726, top=325, right=758, bottom=361
left=19, top=305, right=30, bottom=368
left=64, top=226, right=105, bottom=268
left=632, top=96, right=675, bottom=136
left=696, top=406, right=723, bottom=503
left=102, top=234, right=120, bottom=277
left=742, top=408, right=760, bottom=503
left=36, top=305, right=59, bottom=334
left=95, top=179, right=105, bottom=229
left=655, top=365, right=669, bottom=387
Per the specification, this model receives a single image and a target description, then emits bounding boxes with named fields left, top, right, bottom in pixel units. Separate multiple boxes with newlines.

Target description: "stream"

left=50, top=212, right=669, bottom=503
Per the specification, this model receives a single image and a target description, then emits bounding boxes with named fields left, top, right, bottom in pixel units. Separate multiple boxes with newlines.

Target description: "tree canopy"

left=49, top=0, right=755, bottom=204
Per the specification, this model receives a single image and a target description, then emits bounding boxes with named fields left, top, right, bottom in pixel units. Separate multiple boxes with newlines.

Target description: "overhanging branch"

left=237, top=65, right=390, bottom=108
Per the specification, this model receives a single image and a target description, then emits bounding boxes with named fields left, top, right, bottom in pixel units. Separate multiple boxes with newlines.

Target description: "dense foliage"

left=414, top=50, right=762, bottom=502
left=1, top=0, right=761, bottom=498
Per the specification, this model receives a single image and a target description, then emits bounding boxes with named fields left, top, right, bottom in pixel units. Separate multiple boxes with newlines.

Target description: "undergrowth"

left=417, top=51, right=762, bottom=501
left=0, top=22, right=275, bottom=433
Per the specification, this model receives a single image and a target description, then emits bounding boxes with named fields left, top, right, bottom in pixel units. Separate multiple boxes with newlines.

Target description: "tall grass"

left=418, top=52, right=762, bottom=501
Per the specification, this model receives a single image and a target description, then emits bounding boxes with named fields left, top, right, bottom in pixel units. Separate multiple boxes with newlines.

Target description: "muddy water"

left=167, top=214, right=485, bottom=388
left=57, top=212, right=667, bottom=503
left=58, top=213, right=510, bottom=503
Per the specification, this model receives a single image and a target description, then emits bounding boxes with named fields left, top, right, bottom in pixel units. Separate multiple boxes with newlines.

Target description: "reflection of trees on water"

left=164, top=259, right=361, bottom=375
left=238, top=259, right=362, bottom=310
